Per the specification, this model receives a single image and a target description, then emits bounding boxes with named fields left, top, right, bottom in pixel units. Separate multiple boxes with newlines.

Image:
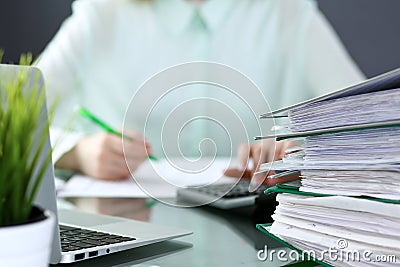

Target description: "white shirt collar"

left=153, top=0, right=235, bottom=35
left=200, top=0, right=235, bottom=32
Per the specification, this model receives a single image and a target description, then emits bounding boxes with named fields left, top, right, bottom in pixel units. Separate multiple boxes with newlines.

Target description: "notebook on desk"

left=1, top=64, right=192, bottom=264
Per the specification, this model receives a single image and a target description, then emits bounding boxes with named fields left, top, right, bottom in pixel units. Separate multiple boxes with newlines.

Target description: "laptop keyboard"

left=187, top=180, right=269, bottom=198
left=59, top=225, right=136, bottom=252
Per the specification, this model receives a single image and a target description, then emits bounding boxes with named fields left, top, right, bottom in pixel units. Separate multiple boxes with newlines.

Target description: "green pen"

left=78, top=107, right=158, bottom=161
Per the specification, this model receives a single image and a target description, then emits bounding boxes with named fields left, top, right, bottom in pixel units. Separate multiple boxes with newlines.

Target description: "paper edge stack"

left=255, top=68, right=400, bottom=267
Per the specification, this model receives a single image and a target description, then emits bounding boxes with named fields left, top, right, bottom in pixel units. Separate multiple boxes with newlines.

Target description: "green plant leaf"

left=0, top=53, right=56, bottom=226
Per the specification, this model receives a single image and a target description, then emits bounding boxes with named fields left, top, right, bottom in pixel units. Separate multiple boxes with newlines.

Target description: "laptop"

left=0, top=64, right=192, bottom=264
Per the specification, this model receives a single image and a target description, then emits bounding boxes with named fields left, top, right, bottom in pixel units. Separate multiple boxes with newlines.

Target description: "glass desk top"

left=53, top=197, right=305, bottom=267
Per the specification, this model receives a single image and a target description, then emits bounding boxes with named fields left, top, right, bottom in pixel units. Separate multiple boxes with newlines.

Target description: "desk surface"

left=55, top=197, right=303, bottom=267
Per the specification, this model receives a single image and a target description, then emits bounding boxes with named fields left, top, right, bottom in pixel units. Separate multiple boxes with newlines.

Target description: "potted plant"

left=0, top=53, right=56, bottom=266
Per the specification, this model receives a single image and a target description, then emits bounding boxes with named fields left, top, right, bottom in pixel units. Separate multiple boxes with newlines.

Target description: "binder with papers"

left=254, top=68, right=400, bottom=266
left=260, top=68, right=400, bottom=118
left=264, top=181, right=400, bottom=205
left=256, top=192, right=400, bottom=267
left=259, top=125, right=400, bottom=174
left=256, top=223, right=332, bottom=267
left=257, top=69, right=400, bottom=178
left=256, top=67, right=400, bottom=141
left=255, top=120, right=400, bottom=142
left=286, top=88, right=400, bottom=132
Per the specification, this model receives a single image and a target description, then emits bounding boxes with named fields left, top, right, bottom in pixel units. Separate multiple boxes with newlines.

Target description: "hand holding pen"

left=55, top=107, right=156, bottom=181
left=78, top=107, right=157, bottom=161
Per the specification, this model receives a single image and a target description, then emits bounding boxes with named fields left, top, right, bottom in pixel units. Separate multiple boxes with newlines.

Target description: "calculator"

left=177, top=180, right=271, bottom=209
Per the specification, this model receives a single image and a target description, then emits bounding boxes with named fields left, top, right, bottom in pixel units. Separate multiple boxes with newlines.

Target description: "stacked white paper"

left=288, top=88, right=400, bottom=132
left=300, top=170, right=400, bottom=200
left=257, top=69, right=400, bottom=266
left=267, top=194, right=400, bottom=267
left=259, top=100, right=400, bottom=199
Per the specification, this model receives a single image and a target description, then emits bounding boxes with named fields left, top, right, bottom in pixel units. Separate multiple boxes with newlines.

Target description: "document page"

left=57, top=157, right=234, bottom=198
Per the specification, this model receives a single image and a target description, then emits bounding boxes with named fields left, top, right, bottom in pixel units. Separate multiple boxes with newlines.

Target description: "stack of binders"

left=255, top=69, right=400, bottom=266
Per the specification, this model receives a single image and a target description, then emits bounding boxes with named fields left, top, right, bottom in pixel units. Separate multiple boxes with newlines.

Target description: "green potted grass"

left=0, top=53, right=56, bottom=266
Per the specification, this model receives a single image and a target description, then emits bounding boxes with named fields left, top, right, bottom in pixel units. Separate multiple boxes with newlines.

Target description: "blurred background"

left=0, top=0, right=399, bottom=78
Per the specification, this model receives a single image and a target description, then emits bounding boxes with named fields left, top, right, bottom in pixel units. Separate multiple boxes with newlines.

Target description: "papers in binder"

left=268, top=194, right=400, bottom=267
left=256, top=69, right=400, bottom=267
left=260, top=67, right=400, bottom=118
left=299, top=170, right=400, bottom=200
left=288, top=88, right=400, bottom=132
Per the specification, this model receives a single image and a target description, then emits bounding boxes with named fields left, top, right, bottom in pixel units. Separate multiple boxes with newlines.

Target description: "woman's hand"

left=224, top=139, right=298, bottom=190
left=55, top=131, right=151, bottom=180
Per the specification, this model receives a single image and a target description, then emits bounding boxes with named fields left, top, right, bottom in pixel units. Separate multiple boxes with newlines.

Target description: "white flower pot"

left=0, top=207, right=55, bottom=267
